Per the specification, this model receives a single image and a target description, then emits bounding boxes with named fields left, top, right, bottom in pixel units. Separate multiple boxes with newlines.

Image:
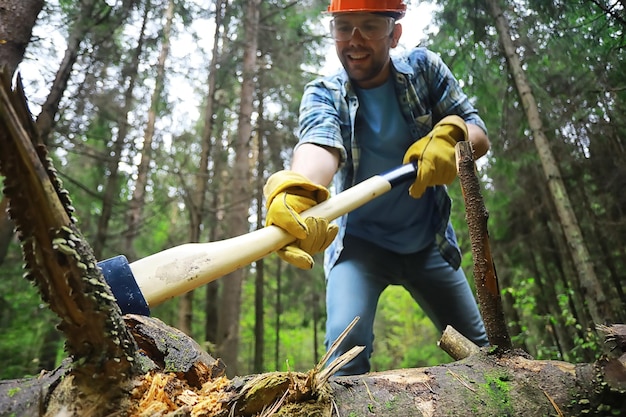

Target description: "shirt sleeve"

left=296, top=78, right=349, bottom=164
left=420, top=49, right=488, bottom=135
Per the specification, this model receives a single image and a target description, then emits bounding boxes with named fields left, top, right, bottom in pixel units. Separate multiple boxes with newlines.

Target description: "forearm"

left=291, top=143, right=340, bottom=187
left=467, top=123, right=490, bottom=159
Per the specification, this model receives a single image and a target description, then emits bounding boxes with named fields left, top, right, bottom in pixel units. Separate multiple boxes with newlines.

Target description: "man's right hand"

left=264, top=171, right=338, bottom=269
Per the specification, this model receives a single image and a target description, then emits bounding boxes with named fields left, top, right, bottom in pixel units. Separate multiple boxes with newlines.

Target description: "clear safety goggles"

left=329, top=15, right=395, bottom=41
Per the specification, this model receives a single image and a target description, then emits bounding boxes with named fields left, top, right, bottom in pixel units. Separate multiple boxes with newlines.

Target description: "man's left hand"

left=402, top=115, right=468, bottom=198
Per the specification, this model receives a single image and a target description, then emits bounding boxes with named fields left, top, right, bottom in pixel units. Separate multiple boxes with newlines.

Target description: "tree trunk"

left=203, top=0, right=233, bottom=350
left=216, top=0, right=261, bottom=377
left=205, top=169, right=228, bottom=344
left=253, top=246, right=266, bottom=373
left=484, top=0, right=613, bottom=326
left=274, top=257, right=282, bottom=370
left=326, top=350, right=624, bottom=417
left=123, top=0, right=172, bottom=261
left=178, top=0, right=227, bottom=337
left=253, top=88, right=266, bottom=373
left=0, top=67, right=141, bottom=417
left=35, top=0, right=99, bottom=143
left=0, top=0, right=43, bottom=75
left=92, top=7, right=148, bottom=259
left=456, top=142, right=511, bottom=349
left=0, top=0, right=44, bottom=267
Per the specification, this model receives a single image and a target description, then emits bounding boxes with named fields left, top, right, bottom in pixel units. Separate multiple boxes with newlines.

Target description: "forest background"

left=0, top=0, right=625, bottom=380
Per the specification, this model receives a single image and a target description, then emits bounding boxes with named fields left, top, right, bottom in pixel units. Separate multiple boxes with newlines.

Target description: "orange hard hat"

left=327, top=0, right=407, bottom=18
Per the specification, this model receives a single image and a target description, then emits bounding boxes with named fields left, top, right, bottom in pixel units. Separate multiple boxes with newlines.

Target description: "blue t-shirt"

left=346, top=77, right=436, bottom=253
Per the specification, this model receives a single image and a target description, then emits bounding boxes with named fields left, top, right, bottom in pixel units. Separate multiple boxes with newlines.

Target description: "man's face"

left=330, top=13, right=402, bottom=89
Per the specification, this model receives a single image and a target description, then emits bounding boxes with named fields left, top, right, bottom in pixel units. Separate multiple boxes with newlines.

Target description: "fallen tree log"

left=331, top=351, right=609, bottom=417
left=1, top=317, right=625, bottom=416
left=1, top=69, right=625, bottom=416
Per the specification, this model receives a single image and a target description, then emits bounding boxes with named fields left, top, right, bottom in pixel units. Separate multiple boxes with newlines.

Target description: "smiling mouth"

left=347, top=52, right=369, bottom=61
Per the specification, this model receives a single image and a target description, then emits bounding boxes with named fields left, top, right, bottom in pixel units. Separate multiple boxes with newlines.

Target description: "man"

left=264, top=0, right=490, bottom=375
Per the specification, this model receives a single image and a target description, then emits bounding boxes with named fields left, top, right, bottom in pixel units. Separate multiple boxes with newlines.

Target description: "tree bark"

left=123, top=0, right=170, bottom=262
left=198, top=0, right=229, bottom=347
left=35, top=0, right=99, bottom=143
left=274, top=257, right=283, bottom=370
left=253, top=88, right=266, bottom=373
left=328, top=353, right=599, bottom=417
left=216, top=0, right=261, bottom=377
left=456, top=142, right=511, bottom=349
left=0, top=0, right=44, bottom=267
left=0, top=0, right=43, bottom=75
left=0, top=67, right=141, bottom=417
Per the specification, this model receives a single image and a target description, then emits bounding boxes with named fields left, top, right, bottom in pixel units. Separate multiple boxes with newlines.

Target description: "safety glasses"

left=330, top=15, right=395, bottom=42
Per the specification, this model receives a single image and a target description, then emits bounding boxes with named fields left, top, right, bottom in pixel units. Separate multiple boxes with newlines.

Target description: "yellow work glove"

left=402, top=115, right=468, bottom=198
left=264, top=171, right=339, bottom=269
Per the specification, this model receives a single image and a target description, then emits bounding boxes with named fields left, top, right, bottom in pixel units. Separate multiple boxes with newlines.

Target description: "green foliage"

left=427, top=0, right=625, bottom=365
left=236, top=265, right=453, bottom=376
left=372, top=286, right=452, bottom=371
left=0, top=244, right=64, bottom=379
left=503, top=276, right=601, bottom=362
left=237, top=255, right=328, bottom=374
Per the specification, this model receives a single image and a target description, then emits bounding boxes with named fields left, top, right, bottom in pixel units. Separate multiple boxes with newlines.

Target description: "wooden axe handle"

left=129, top=162, right=417, bottom=307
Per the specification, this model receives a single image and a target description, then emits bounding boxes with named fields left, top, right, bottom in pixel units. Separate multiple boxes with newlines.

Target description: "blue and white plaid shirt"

left=296, top=47, right=488, bottom=274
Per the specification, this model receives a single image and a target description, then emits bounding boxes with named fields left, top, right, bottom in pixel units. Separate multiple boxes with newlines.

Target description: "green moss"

left=478, top=371, right=514, bottom=415
left=385, top=397, right=397, bottom=410
left=8, top=387, right=21, bottom=397
left=451, top=369, right=514, bottom=416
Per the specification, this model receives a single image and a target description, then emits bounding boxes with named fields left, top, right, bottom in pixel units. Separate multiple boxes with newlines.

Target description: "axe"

left=98, top=162, right=418, bottom=315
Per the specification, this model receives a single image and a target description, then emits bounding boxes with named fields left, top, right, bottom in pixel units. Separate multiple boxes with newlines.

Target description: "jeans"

left=324, top=234, right=488, bottom=376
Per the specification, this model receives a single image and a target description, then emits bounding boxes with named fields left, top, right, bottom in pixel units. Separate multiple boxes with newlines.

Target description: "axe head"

left=98, top=255, right=150, bottom=316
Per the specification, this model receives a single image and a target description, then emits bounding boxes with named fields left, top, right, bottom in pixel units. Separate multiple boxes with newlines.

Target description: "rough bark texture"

left=456, top=142, right=511, bottom=349
left=0, top=68, right=142, bottom=416
left=331, top=352, right=595, bottom=417
left=0, top=316, right=226, bottom=417
left=0, top=0, right=43, bottom=75
left=0, top=0, right=44, bottom=267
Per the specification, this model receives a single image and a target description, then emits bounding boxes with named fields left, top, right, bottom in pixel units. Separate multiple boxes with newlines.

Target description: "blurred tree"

left=0, top=0, right=43, bottom=265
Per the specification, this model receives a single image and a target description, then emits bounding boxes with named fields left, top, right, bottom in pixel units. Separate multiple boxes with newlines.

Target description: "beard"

left=337, top=46, right=391, bottom=88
